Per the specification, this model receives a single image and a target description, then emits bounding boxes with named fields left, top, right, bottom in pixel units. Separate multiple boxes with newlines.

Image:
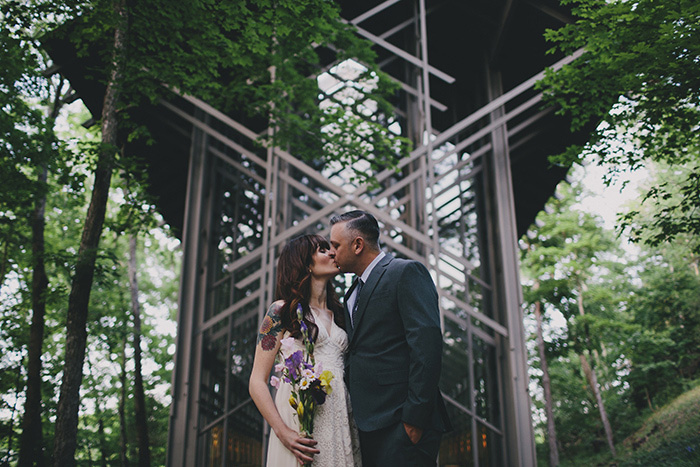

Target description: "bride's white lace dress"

left=266, top=310, right=362, bottom=466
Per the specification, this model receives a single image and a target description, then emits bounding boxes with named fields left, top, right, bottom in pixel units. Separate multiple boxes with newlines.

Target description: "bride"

left=249, top=234, right=361, bottom=466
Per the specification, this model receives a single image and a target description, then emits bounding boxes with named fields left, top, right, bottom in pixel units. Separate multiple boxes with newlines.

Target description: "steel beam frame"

left=167, top=2, right=581, bottom=465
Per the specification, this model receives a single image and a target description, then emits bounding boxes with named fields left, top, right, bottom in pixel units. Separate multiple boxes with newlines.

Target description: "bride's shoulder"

left=266, top=300, right=285, bottom=314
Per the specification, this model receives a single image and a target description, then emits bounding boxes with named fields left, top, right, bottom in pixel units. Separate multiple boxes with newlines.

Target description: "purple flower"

left=285, top=350, right=304, bottom=379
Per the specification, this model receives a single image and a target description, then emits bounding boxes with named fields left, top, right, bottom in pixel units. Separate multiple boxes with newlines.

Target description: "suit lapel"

left=349, top=253, right=393, bottom=346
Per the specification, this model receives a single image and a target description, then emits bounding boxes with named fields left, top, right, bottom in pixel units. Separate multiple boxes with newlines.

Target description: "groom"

left=329, top=210, right=450, bottom=466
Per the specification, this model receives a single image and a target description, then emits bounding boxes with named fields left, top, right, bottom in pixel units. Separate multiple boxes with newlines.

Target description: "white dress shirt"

left=348, top=251, right=385, bottom=326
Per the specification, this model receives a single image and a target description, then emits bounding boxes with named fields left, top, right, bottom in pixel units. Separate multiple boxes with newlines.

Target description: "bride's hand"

left=278, top=426, right=319, bottom=464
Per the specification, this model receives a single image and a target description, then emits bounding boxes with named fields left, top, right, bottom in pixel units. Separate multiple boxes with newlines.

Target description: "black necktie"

left=351, top=279, right=364, bottom=326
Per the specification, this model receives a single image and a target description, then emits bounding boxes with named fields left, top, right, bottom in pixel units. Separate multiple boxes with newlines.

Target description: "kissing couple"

left=250, top=210, right=451, bottom=466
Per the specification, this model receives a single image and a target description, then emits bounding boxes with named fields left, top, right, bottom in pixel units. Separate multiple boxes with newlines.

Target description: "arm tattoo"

left=257, top=302, right=284, bottom=351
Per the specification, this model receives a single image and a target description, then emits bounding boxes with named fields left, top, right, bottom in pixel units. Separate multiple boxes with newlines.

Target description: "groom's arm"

left=396, top=261, right=443, bottom=430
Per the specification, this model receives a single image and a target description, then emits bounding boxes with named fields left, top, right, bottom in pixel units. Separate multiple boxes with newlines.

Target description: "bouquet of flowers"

left=270, top=304, right=334, bottom=439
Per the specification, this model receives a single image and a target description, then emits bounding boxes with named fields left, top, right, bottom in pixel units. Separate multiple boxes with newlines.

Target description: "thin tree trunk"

left=579, top=352, right=616, bottom=456
left=52, top=2, right=127, bottom=465
left=0, top=222, right=10, bottom=287
left=18, top=75, right=64, bottom=467
left=644, top=387, right=655, bottom=412
left=118, top=334, right=129, bottom=467
left=534, top=297, right=560, bottom=466
left=96, top=407, right=108, bottom=467
left=577, top=283, right=616, bottom=457
left=129, top=234, right=151, bottom=467
left=18, top=163, right=49, bottom=467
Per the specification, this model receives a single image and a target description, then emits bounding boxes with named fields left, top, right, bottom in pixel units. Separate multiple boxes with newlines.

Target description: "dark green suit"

left=344, top=253, right=450, bottom=465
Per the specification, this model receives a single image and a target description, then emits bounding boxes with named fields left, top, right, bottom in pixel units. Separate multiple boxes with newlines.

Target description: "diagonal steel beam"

left=349, top=0, right=404, bottom=25
left=348, top=22, right=456, bottom=84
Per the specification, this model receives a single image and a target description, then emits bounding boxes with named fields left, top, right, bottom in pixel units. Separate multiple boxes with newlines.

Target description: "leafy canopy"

left=17, top=0, right=410, bottom=183
left=539, top=0, right=700, bottom=247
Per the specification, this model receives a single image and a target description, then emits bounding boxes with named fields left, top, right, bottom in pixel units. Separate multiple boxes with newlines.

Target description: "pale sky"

left=571, top=159, right=648, bottom=231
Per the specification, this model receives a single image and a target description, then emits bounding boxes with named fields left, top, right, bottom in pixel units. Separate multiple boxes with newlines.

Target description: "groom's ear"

left=353, top=237, right=365, bottom=255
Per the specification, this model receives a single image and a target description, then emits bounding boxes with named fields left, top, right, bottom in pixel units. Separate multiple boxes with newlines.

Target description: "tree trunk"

left=534, top=298, right=560, bottom=466
left=579, top=352, right=616, bottom=456
left=577, top=282, right=616, bottom=457
left=52, top=2, right=127, bottom=465
left=97, top=408, right=108, bottom=467
left=0, top=223, right=10, bottom=287
left=18, top=76, right=64, bottom=467
left=129, top=234, right=151, bottom=467
left=118, top=334, right=129, bottom=467
left=18, top=163, right=49, bottom=467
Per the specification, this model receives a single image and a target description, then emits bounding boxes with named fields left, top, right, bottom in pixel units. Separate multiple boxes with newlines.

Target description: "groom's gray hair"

left=330, top=210, right=380, bottom=250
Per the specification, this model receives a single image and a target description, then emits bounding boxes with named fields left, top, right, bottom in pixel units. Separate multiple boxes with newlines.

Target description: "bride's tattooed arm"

left=257, top=302, right=284, bottom=351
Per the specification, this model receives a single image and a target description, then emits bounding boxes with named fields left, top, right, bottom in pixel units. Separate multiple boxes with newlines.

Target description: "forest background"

left=1, top=0, right=699, bottom=466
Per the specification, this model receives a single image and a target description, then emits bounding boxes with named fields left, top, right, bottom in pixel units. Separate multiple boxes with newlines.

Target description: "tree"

left=539, top=0, right=700, bottom=249
left=625, top=239, right=700, bottom=409
left=522, top=182, right=623, bottom=458
left=529, top=280, right=560, bottom=466
left=18, top=75, right=65, bottom=467
left=4, top=0, right=408, bottom=463
left=128, top=233, right=150, bottom=467
left=52, top=0, right=128, bottom=463
left=1, top=10, right=82, bottom=465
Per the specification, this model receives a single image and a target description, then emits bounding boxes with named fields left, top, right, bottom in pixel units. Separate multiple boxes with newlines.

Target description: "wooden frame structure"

left=163, top=1, right=580, bottom=465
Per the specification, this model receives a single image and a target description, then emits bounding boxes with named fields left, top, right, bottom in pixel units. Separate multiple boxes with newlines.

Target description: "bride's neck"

left=308, top=278, right=327, bottom=309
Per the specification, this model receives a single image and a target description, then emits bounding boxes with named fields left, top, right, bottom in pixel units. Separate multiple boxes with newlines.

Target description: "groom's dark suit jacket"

left=344, top=253, right=450, bottom=433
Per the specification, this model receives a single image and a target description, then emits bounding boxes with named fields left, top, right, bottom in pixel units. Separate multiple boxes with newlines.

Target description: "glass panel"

left=199, top=329, right=228, bottom=427
left=224, top=413, right=263, bottom=466
left=208, top=278, right=232, bottom=322
left=441, top=316, right=471, bottom=410
left=439, top=403, right=474, bottom=466
left=210, top=154, right=266, bottom=284
left=473, top=332, right=500, bottom=427
left=197, top=423, right=224, bottom=467
left=476, top=421, right=504, bottom=467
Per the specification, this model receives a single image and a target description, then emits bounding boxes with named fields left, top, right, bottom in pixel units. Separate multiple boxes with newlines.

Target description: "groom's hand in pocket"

left=403, top=422, right=423, bottom=445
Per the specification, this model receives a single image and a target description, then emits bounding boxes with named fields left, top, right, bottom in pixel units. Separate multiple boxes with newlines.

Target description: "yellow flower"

left=297, top=401, right=304, bottom=417
left=289, top=395, right=297, bottom=409
left=319, top=370, right=334, bottom=395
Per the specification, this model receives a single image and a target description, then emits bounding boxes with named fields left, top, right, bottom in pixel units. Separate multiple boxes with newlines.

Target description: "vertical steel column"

left=417, top=0, right=442, bottom=319
left=258, top=95, right=278, bottom=464
left=485, top=65, right=536, bottom=467
left=167, top=112, right=211, bottom=467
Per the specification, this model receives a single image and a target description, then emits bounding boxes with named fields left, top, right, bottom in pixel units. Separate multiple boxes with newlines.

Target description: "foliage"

left=3, top=0, right=404, bottom=463
left=23, top=0, right=410, bottom=185
left=522, top=170, right=700, bottom=463
left=539, top=0, right=700, bottom=248
left=618, top=382, right=700, bottom=466
left=619, top=160, right=700, bottom=252
left=521, top=181, right=629, bottom=458
left=625, top=241, right=700, bottom=410
left=1, top=48, right=177, bottom=461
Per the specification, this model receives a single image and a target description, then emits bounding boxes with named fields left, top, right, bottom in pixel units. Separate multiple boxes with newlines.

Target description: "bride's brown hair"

left=275, top=234, right=344, bottom=340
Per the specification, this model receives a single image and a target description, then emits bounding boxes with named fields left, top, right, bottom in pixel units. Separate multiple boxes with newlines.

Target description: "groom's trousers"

left=359, top=422, right=442, bottom=467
